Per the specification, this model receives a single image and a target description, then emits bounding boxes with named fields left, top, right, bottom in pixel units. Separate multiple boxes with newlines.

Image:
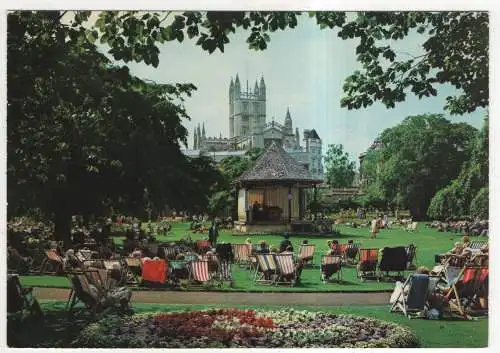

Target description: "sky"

left=115, top=12, right=487, bottom=165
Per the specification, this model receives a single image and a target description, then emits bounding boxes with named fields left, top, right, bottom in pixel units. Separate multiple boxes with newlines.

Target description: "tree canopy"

left=359, top=114, right=477, bottom=219
left=324, top=144, right=356, bottom=188
left=6, top=11, right=206, bottom=242
left=83, top=10, right=487, bottom=115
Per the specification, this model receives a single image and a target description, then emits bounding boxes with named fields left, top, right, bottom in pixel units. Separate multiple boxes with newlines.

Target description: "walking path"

left=34, top=287, right=391, bottom=306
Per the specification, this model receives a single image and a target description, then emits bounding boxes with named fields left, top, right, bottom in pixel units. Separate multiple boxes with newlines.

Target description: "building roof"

left=304, top=129, right=320, bottom=140
left=237, top=142, right=323, bottom=184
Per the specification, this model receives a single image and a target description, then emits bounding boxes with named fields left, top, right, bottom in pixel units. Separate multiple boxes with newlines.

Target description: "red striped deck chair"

left=445, top=266, right=488, bottom=319
left=274, top=254, right=297, bottom=286
left=188, top=260, right=213, bottom=287
left=201, top=253, right=220, bottom=277
left=232, top=244, right=251, bottom=267
left=254, top=254, right=277, bottom=285
left=344, top=243, right=361, bottom=266
left=298, top=244, right=316, bottom=267
left=141, top=259, right=168, bottom=285
left=39, top=250, right=64, bottom=274
left=321, top=255, right=343, bottom=282
left=196, top=240, right=211, bottom=254
left=357, top=248, right=379, bottom=281
left=124, top=257, right=142, bottom=284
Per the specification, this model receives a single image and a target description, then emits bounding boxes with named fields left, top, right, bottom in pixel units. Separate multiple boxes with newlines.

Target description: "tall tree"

left=7, top=11, right=198, bottom=243
left=324, top=144, right=356, bottom=188
left=360, top=114, right=477, bottom=219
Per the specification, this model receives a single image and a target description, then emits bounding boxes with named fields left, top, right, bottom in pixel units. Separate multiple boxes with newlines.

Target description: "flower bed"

left=74, top=308, right=419, bottom=348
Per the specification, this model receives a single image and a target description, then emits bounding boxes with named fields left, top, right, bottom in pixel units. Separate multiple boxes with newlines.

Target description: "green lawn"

left=8, top=301, right=488, bottom=348
left=20, top=222, right=468, bottom=292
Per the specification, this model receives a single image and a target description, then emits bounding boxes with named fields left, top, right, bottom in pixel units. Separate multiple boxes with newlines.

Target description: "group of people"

left=429, top=219, right=488, bottom=236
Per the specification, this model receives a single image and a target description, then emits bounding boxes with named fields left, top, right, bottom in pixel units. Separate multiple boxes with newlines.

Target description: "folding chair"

left=7, top=274, right=43, bottom=322
left=123, top=257, right=142, bottom=284
left=274, top=254, right=297, bottom=286
left=298, top=244, right=316, bottom=267
left=321, top=255, right=343, bottom=283
left=169, top=260, right=189, bottom=286
left=232, top=244, right=252, bottom=268
left=216, top=243, right=234, bottom=286
left=66, top=271, right=103, bottom=316
left=187, top=260, right=214, bottom=288
left=357, top=248, right=379, bottom=281
left=445, top=266, right=489, bottom=320
left=141, top=259, right=168, bottom=285
left=469, top=241, right=487, bottom=250
left=390, top=274, right=429, bottom=318
left=378, top=247, right=408, bottom=281
left=406, top=222, right=418, bottom=232
left=161, top=246, right=178, bottom=260
left=254, top=254, right=277, bottom=285
left=102, top=259, right=125, bottom=285
left=405, top=245, right=418, bottom=271
left=39, top=249, right=65, bottom=274
left=344, top=243, right=361, bottom=266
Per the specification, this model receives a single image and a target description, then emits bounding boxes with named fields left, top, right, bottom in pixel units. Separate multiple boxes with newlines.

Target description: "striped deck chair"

left=357, top=248, right=379, bottom=281
left=141, top=259, right=168, bottom=285
left=162, top=246, right=178, bottom=260
left=445, top=266, right=489, bottom=319
left=321, top=255, right=343, bottom=282
left=390, top=274, right=430, bottom=318
left=344, top=243, right=361, bottom=266
left=76, top=249, right=94, bottom=262
left=232, top=244, right=251, bottom=267
left=187, top=260, right=214, bottom=288
left=468, top=241, right=488, bottom=250
left=254, top=254, right=277, bottom=285
left=405, top=245, right=418, bottom=271
left=184, top=253, right=200, bottom=263
left=196, top=240, right=211, bottom=254
left=39, top=250, right=64, bottom=274
left=66, top=271, right=101, bottom=315
left=123, top=257, right=142, bottom=284
left=298, top=244, right=316, bottom=267
left=274, top=253, right=297, bottom=286
left=215, top=243, right=234, bottom=286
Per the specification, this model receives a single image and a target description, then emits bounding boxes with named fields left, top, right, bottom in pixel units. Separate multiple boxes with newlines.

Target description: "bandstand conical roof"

left=237, top=142, right=323, bottom=185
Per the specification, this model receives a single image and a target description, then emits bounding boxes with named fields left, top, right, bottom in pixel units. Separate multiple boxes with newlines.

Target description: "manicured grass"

left=20, top=222, right=470, bottom=292
left=8, top=301, right=488, bottom=348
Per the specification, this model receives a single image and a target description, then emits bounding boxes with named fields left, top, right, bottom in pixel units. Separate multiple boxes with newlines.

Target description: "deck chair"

left=445, top=267, right=489, bottom=319
left=254, top=253, right=277, bottom=285
left=344, top=243, right=361, bottom=266
left=274, top=254, right=297, bottom=286
left=188, top=260, right=214, bottom=288
left=232, top=244, right=251, bottom=268
left=141, top=259, right=168, bottom=285
left=102, top=259, right=126, bottom=285
left=321, top=255, right=343, bottom=282
left=298, top=244, right=316, bottom=267
left=7, top=274, right=43, bottom=321
left=66, top=271, right=103, bottom=315
left=39, top=249, right=64, bottom=274
left=169, top=260, right=189, bottom=286
left=216, top=244, right=234, bottom=286
left=378, top=247, right=408, bottom=281
left=468, top=241, right=487, bottom=250
left=357, top=248, right=379, bottom=281
left=7, top=247, right=33, bottom=274
left=405, top=245, right=418, bottom=271
left=123, top=257, right=142, bottom=284
left=161, top=246, right=178, bottom=260
left=444, top=266, right=463, bottom=286
left=196, top=240, right=211, bottom=254
left=390, top=274, right=430, bottom=318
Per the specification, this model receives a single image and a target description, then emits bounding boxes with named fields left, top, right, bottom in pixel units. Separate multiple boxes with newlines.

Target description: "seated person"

left=390, top=266, right=430, bottom=304
left=130, top=247, right=142, bottom=258
left=329, top=240, right=341, bottom=255
left=279, top=234, right=293, bottom=253
left=269, top=246, right=279, bottom=254
left=255, top=240, right=270, bottom=254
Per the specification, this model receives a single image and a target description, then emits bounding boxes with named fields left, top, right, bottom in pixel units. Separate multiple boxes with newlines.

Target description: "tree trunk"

left=54, top=209, right=71, bottom=246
